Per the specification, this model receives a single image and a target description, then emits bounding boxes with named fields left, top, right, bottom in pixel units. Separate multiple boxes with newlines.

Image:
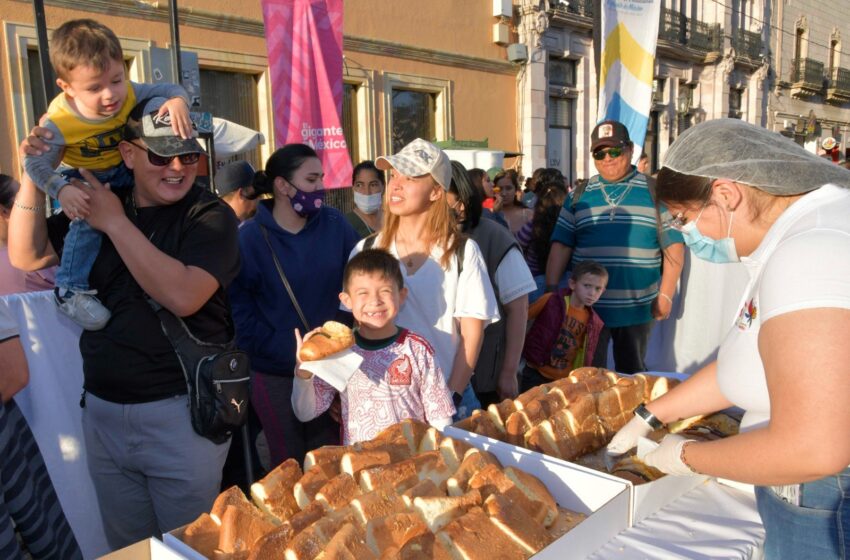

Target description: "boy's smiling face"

left=57, top=58, right=128, bottom=120
left=340, top=271, right=407, bottom=339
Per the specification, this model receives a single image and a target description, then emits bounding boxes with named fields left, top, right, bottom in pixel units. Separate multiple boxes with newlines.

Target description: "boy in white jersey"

left=23, top=19, right=192, bottom=330
left=293, top=249, right=455, bottom=444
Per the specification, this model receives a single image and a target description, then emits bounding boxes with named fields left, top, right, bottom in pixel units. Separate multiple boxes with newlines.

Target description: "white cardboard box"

left=443, top=426, right=630, bottom=559
left=445, top=424, right=706, bottom=527
left=164, top=434, right=630, bottom=560
left=99, top=538, right=188, bottom=560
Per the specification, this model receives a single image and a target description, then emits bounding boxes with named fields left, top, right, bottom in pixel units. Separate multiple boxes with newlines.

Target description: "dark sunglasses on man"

left=592, top=146, right=625, bottom=161
left=127, top=142, right=202, bottom=166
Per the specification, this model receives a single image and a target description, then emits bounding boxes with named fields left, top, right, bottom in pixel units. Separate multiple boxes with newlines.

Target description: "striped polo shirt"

left=550, top=169, right=684, bottom=328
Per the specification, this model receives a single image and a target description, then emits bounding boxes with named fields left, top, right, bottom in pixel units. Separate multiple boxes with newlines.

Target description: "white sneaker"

left=55, top=288, right=111, bottom=330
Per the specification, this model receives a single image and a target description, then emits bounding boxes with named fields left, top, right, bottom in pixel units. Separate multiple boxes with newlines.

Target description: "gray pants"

left=592, top=321, right=655, bottom=374
left=82, top=393, right=230, bottom=551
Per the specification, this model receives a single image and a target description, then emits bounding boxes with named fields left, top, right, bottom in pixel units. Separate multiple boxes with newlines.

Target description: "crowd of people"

left=1, top=16, right=849, bottom=560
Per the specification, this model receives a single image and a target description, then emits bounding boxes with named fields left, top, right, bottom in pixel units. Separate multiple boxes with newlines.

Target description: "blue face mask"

left=679, top=206, right=739, bottom=263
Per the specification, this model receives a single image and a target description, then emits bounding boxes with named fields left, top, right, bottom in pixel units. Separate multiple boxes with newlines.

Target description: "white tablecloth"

left=589, top=480, right=765, bottom=559
left=3, top=291, right=109, bottom=559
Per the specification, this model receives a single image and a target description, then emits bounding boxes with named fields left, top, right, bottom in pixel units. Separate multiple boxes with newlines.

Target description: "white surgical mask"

left=354, top=191, right=383, bottom=214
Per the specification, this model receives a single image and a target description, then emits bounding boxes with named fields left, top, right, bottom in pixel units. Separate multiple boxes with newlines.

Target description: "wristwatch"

left=452, top=391, right=464, bottom=408
left=634, top=403, right=664, bottom=430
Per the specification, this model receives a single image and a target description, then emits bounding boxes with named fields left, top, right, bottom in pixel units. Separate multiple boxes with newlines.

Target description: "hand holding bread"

left=296, top=321, right=355, bottom=365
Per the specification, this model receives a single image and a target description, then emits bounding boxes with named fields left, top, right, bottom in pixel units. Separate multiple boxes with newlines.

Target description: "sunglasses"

left=592, top=147, right=625, bottom=160
left=127, top=142, right=201, bottom=166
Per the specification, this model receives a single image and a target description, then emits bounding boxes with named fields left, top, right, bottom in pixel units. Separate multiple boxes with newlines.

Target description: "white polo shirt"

left=717, top=184, right=850, bottom=431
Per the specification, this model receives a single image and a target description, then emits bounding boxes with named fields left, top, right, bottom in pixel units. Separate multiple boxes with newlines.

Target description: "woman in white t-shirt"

left=348, top=139, right=499, bottom=420
left=606, top=119, right=850, bottom=559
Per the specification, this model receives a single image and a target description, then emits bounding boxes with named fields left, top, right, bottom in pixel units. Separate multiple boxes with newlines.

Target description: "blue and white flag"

left=597, top=0, right=662, bottom=162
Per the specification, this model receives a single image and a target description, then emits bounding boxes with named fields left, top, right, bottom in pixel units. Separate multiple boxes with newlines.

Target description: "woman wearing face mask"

left=345, top=161, right=385, bottom=238
left=606, top=119, right=850, bottom=560
left=229, top=144, right=359, bottom=467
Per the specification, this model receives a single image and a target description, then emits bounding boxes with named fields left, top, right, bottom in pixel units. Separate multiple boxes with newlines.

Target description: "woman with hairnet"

left=605, top=118, right=850, bottom=559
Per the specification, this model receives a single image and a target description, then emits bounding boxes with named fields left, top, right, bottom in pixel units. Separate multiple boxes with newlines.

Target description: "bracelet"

left=679, top=440, right=700, bottom=474
left=13, top=201, right=45, bottom=212
left=658, top=292, right=673, bottom=305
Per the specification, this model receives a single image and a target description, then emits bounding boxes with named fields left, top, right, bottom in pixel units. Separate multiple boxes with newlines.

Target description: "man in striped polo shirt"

left=545, top=121, right=685, bottom=374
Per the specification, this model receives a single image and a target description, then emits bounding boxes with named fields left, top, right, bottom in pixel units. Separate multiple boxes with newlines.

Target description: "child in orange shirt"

left=521, top=260, right=608, bottom=391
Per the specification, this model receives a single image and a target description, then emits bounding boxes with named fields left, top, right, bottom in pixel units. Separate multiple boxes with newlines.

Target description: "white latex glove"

left=642, top=434, right=698, bottom=476
left=606, top=415, right=654, bottom=456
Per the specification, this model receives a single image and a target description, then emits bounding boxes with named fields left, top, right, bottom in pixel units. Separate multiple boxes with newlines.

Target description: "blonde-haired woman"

left=349, top=139, right=499, bottom=419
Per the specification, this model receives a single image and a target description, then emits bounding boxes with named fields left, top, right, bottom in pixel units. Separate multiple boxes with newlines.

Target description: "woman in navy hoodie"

left=229, top=144, right=358, bottom=467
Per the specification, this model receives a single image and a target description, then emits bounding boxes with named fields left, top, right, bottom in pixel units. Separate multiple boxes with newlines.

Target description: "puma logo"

left=230, top=398, right=244, bottom=414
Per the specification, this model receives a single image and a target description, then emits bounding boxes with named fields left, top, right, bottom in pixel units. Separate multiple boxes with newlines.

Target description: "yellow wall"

left=0, top=0, right=517, bottom=174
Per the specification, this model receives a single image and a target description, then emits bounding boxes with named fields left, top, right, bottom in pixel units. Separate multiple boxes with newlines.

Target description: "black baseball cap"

left=591, top=120, right=632, bottom=152
left=215, top=161, right=255, bottom=196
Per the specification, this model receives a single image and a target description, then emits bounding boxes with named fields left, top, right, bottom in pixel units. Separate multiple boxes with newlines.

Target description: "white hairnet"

left=663, top=118, right=850, bottom=195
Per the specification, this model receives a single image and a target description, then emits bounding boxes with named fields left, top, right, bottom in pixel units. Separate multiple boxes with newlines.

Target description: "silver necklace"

left=600, top=184, right=633, bottom=221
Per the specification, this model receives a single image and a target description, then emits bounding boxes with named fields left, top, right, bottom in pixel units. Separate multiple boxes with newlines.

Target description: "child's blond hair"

left=50, top=19, right=123, bottom=81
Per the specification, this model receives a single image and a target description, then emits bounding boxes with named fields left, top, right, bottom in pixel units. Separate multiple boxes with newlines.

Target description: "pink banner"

left=261, top=0, right=352, bottom=188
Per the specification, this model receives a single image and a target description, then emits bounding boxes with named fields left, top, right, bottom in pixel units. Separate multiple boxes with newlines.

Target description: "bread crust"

left=298, top=321, right=354, bottom=362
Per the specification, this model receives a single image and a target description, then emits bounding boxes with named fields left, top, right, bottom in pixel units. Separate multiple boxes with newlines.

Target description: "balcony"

left=826, top=66, right=850, bottom=104
left=791, top=58, right=825, bottom=98
left=658, top=8, right=722, bottom=54
left=552, top=0, right=593, bottom=18
left=731, top=29, right=763, bottom=61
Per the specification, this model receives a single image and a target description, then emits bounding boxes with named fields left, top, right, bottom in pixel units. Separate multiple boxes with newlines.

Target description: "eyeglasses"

left=592, top=147, right=624, bottom=160
left=127, top=142, right=201, bottom=167
left=664, top=203, right=708, bottom=231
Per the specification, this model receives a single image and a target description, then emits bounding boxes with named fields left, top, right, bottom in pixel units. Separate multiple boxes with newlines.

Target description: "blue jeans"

left=452, top=383, right=481, bottom=423
left=55, top=165, right=133, bottom=292
left=755, top=467, right=850, bottom=559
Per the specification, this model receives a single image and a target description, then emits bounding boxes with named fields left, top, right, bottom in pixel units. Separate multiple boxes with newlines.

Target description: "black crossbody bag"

left=147, top=299, right=251, bottom=444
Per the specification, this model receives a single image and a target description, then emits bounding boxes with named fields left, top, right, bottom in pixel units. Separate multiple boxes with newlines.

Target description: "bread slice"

left=365, top=512, right=430, bottom=556
left=340, top=450, right=393, bottom=477
left=594, top=384, right=643, bottom=420
left=358, top=459, right=418, bottom=492
left=487, top=399, right=517, bottom=428
left=514, top=384, right=549, bottom=409
left=315, top=473, right=362, bottom=511
left=251, top=458, right=303, bottom=523
left=294, top=465, right=335, bottom=510
left=446, top=449, right=501, bottom=496
left=580, top=371, right=619, bottom=393
left=211, top=486, right=255, bottom=524
left=400, top=479, right=442, bottom=506
left=396, top=531, right=454, bottom=560
left=304, top=445, right=349, bottom=473
left=412, top=490, right=482, bottom=532
left=435, top=507, right=528, bottom=560
left=503, top=411, right=533, bottom=446
left=471, top=412, right=507, bottom=442
left=285, top=509, right=358, bottom=560
left=417, top=427, right=444, bottom=453
left=521, top=391, right=569, bottom=424
left=399, top=418, right=430, bottom=454
left=351, top=488, right=407, bottom=525
left=248, top=523, right=297, bottom=560
left=218, top=504, right=277, bottom=554
left=182, top=513, right=221, bottom=558
left=567, top=366, right=602, bottom=381
left=320, top=522, right=374, bottom=560
left=287, top=501, right=326, bottom=534
left=503, top=467, right=557, bottom=527
left=467, top=465, right=552, bottom=527
left=484, top=493, right=551, bottom=554
left=438, top=437, right=473, bottom=471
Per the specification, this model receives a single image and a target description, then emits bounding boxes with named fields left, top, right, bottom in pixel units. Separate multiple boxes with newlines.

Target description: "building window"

left=342, top=83, right=360, bottom=164
left=644, top=111, right=659, bottom=175
left=382, top=73, right=451, bottom=156
left=652, top=77, right=666, bottom=106
left=547, top=96, right=574, bottom=184
left=829, top=38, right=841, bottom=73
left=729, top=88, right=744, bottom=119
left=198, top=69, right=262, bottom=169
left=391, top=89, right=436, bottom=154
left=26, top=49, right=48, bottom=126
left=549, top=57, right=576, bottom=88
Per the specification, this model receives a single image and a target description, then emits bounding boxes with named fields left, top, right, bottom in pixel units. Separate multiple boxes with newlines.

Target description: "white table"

left=589, top=480, right=765, bottom=559
left=3, top=291, right=109, bottom=559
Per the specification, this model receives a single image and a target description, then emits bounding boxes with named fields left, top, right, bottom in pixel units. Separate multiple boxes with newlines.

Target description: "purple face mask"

left=288, top=185, right=325, bottom=217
